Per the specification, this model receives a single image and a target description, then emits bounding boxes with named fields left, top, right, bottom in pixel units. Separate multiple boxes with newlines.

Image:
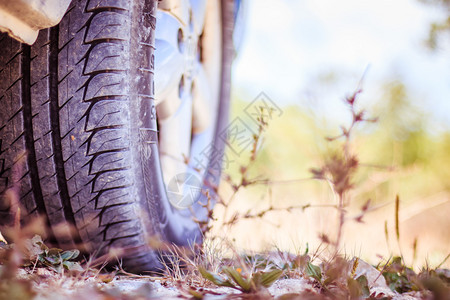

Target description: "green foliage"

left=302, top=257, right=374, bottom=298
left=381, top=256, right=417, bottom=293
left=198, top=265, right=283, bottom=293
left=381, top=256, right=450, bottom=296
left=306, top=262, right=322, bottom=283
left=24, top=235, right=83, bottom=273
left=253, top=268, right=284, bottom=287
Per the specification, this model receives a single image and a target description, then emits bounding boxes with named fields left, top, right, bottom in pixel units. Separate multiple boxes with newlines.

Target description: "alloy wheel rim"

left=154, top=0, right=222, bottom=209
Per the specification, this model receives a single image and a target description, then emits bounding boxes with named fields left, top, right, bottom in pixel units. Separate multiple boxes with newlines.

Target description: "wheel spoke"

left=155, top=10, right=183, bottom=52
left=189, top=0, right=208, bottom=35
left=189, top=124, right=215, bottom=174
left=154, top=11, right=185, bottom=103
left=157, top=0, right=190, bottom=26
left=189, top=63, right=219, bottom=174
left=158, top=87, right=193, bottom=185
left=156, top=0, right=222, bottom=208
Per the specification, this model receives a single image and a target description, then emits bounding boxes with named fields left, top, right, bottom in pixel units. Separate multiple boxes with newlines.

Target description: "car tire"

left=0, top=0, right=233, bottom=272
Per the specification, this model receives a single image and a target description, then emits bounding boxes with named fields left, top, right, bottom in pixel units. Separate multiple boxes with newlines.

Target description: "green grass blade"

left=198, top=267, right=236, bottom=288
left=259, top=269, right=283, bottom=287
left=306, top=262, right=322, bottom=282
left=223, top=267, right=252, bottom=292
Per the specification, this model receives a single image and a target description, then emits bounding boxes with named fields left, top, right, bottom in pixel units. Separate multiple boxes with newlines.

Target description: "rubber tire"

left=0, top=0, right=233, bottom=272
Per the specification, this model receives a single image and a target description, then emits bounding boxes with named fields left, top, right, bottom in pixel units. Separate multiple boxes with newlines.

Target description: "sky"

left=232, top=0, right=450, bottom=131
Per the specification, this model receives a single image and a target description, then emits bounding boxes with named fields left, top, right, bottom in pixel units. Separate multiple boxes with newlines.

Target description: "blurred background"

left=212, top=0, right=450, bottom=269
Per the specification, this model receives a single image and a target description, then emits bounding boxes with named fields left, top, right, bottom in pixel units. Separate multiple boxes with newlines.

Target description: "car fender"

left=0, top=0, right=72, bottom=45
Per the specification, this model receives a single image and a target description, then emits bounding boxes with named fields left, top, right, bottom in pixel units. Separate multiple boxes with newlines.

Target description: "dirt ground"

left=23, top=260, right=431, bottom=300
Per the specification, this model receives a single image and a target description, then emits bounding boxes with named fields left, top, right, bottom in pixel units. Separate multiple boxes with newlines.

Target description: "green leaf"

left=383, top=271, right=412, bottom=293
left=47, top=248, right=63, bottom=256
left=198, top=267, right=235, bottom=288
left=356, top=275, right=370, bottom=297
left=49, top=263, right=63, bottom=273
left=187, top=288, right=205, bottom=299
left=37, top=253, right=46, bottom=264
left=60, top=249, right=79, bottom=261
left=223, top=267, right=252, bottom=292
left=43, top=255, right=61, bottom=265
left=306, top=262, right=322, bottom=282
left=198, top=267, right=223, bottom=285
left=258, top=269, right=283, bottom=287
